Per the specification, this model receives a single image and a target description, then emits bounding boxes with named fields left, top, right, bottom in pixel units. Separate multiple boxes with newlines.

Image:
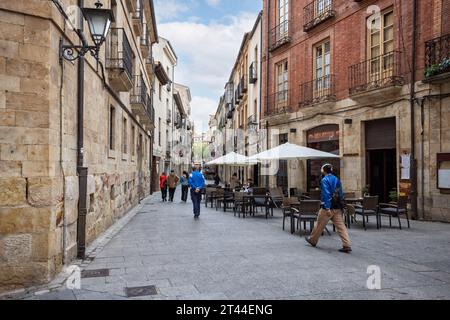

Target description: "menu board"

left=438, top=169, right=450, bottom=189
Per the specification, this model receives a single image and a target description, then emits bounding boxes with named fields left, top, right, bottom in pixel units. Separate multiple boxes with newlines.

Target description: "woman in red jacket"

left=159, top=172, right=168, bottom=202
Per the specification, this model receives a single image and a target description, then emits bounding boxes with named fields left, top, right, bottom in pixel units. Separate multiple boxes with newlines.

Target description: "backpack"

left=330, top=179, right=346, bottom=210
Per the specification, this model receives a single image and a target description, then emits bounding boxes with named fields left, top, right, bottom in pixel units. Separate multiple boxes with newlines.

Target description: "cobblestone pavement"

left=21, top=187, right=450, bottom=300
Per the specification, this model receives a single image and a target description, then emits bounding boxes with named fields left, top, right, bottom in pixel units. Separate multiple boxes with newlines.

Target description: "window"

left=159, top=83, right=162, bottom=100
left=131, top=125, right=136, bottom=156
left=368, top=9, right=394, bottom=75
left=122, top=117, right=127, bottom=154
left=109, top=106, right=115, bottom=150
left=314, top=40, right=331, bottom=94
left=275, top=60, right=289, bottom=94
left=316, top=0, right=332, bottom=17
left=158, top=117, right=161, bottom=146
left=278, top=0, right=289, bottom=26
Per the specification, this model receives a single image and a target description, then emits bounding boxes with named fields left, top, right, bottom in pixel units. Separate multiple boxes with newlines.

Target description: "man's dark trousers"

left=191, top=189, right=202, bottom=216
left=181, top=185, right=189, bottom=202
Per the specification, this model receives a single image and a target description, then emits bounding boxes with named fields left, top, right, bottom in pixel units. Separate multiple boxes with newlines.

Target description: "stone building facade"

left=0, top=0, right=158, bottom=292
left=261, top=0, right=450, bottom=221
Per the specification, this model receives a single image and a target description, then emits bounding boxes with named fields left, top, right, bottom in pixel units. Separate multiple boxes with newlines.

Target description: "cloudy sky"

left=154, top=0, right=262, bottom=133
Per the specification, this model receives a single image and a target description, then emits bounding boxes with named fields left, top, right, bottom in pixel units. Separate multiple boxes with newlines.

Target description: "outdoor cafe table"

left=241, top=194, right=275, bottom=219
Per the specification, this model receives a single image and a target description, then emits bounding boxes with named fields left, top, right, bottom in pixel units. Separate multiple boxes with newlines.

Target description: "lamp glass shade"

left=82, top=8, right=114, bottom=47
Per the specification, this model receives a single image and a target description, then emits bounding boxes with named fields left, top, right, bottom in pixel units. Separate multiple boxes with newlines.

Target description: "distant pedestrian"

left=167, top=170, right=179, bottom=202
left=230, top=173, right=239, bottom=190
left=180, top=171, right=190, bottom=202
left=189, top=166, right=206, bottom=219
left=305, top=164, right=352, bottom=253
left=159, top=172, right=168, bottom=202
left=213, top=172, right=221, bottom=186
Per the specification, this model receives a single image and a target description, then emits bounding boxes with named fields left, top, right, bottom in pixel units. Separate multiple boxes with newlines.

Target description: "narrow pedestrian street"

left=25, top=187, right=450, bottom=300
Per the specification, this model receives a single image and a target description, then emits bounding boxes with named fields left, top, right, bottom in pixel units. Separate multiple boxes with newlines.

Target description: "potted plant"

left=389, top=188, right=398, bottom=203
left=362, top=185, right=370, bottom=197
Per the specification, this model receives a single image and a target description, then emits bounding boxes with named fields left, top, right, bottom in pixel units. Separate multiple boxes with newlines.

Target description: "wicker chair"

left=379, top=196, right=410, bottom=229
left=292, top=200, right=322, bottom=237
left=281, top=197, right=300, bottom=233
left=354, top=196, right=380, bottom=230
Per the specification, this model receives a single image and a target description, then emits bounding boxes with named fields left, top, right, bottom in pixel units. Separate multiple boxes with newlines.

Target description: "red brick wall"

left=261, top=0, right=436, bottom=115
left=442, top=0, right=450, bottom=35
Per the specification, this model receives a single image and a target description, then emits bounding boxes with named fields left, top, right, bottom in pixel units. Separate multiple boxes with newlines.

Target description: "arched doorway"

left=307, top=124, right=340, bottom=191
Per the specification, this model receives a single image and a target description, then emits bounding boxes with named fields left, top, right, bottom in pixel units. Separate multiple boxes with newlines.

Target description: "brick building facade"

left=261, top=0, right=450, bottom=221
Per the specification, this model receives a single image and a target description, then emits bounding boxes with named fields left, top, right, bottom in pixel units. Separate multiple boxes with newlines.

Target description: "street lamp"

left=60, top=0, right=114, bottom=62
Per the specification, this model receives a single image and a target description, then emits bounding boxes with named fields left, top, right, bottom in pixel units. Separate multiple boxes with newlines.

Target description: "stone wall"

left=0, top=0, right=153, bottom=293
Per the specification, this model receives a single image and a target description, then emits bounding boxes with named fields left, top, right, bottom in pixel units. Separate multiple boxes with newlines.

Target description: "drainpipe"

left=409, top=0, right=418, bottom=220
left=265, top=1, right=271, bottom=188
left=76, top=0, right=88, bottom=259
left=259, top=12, right=263, bottom=187
left=420, top=98, right=425, bottom=220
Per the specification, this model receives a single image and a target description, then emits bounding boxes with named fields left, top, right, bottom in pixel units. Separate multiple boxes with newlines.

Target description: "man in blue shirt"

left=189, top=166, right=206, bottom=219
left=306, top=164, right=352, bottom=253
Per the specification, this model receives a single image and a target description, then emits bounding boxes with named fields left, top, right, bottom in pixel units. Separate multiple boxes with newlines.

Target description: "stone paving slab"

left=16, top=188, right=450, bottom=300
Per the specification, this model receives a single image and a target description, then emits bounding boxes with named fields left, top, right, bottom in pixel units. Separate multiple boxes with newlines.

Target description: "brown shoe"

left=339, top=247, right=352, bottom=253
left=305, top=237, right=316, bottom=248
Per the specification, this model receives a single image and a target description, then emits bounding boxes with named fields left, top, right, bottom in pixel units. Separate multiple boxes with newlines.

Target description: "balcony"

left=303, top=0, right=335, bottom=32
left=240, top=74, right=248, bottom=94
left=423, top=33, right=450, bottom=84
left=166, top=110, right=172, bottom=124
left=234, top=84, right=241, bottom=105
left=166, top=143, right=171, bottom=158
left=265, top=90, right=291, bottom=118
left=132, top=0, right=144, bottom=36
left=140, top=23, right=150, bottom=57
left=106, top=28, right=134, bottom=92
left=349, top=51, right=403, bottom=104
left=269, top=20, right=290, bottom=51
left=125, top=0, right=137, bottom=13
left=174, top=114, right=182, bottom=129
left=249, top=62, right=258, bottom=84
left=299, top=75, right=336, bottom=108
left=131, top=75, right=151, bottom=125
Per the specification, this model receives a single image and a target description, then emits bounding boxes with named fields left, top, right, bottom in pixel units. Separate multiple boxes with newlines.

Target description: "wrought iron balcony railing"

left=166, top=109, right=172, bottom=123
left=234, top=84, right=241, bottom=105
left=303, top=0, right=335, bottom=32
left=240, top=74, right=248, bottom=93
left=269, top=20, right=290, bottom=51
left=247, top=114, right=257, bottom=125
left=249, top=62, right=258, bottom=84
left=131, top=74, right=148, bottom=108
left=349, top=51, right=403, bottom=95
left=424, top=33, right=450, bottom=78
left=266, top=90, right=291, bottom=116
left=106, top=28, right=133, bottom=82
left=299, top=75, right=336, bottom=107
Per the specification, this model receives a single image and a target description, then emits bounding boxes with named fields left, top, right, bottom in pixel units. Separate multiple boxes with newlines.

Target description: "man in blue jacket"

left=306, top=164, right=352, bottom=253
left=189, top=166, right=206, bottom=219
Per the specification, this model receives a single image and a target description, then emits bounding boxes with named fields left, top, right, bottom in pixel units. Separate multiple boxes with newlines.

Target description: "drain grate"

left=81, top=269, right=110, bottom=278
left=125, top=285, right=158, bottom=297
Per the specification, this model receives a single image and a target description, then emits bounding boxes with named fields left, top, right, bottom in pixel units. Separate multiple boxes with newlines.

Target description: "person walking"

left=167, top=170, right=179, bottom=202
left=305, top=164, right=352, bottom=253
left=189, top=166, right=206, bottom=219
left=180, top=171, right=190, bottom=202
left=159, top=172, right=168, bottom=202
left=213, top=172, right=221, bottom=187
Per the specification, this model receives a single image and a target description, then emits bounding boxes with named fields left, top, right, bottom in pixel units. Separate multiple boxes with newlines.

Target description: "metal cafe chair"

left=292, top=200, right=323, bottom=237
left=281, top=197, right=300, bottom=234
left=354, top=196, right=380, bottom=230
left=379, top=196, right=410, bottom=229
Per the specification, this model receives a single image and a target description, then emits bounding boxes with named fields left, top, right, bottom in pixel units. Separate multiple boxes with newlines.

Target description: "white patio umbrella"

left=248, top=143, right=340, bottom=161
left=248, top=143, right=340, bottom=195
left=206, top=152, right=258, bottom=166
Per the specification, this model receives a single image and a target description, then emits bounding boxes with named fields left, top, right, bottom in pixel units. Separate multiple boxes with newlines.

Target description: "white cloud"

left=205, top=0, right=221, bottom=7
left=158, top=12, right=257, bottom=126
left=190, top=96, right=218, bottom=132
left=154, top=0, right=191, bottom=22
